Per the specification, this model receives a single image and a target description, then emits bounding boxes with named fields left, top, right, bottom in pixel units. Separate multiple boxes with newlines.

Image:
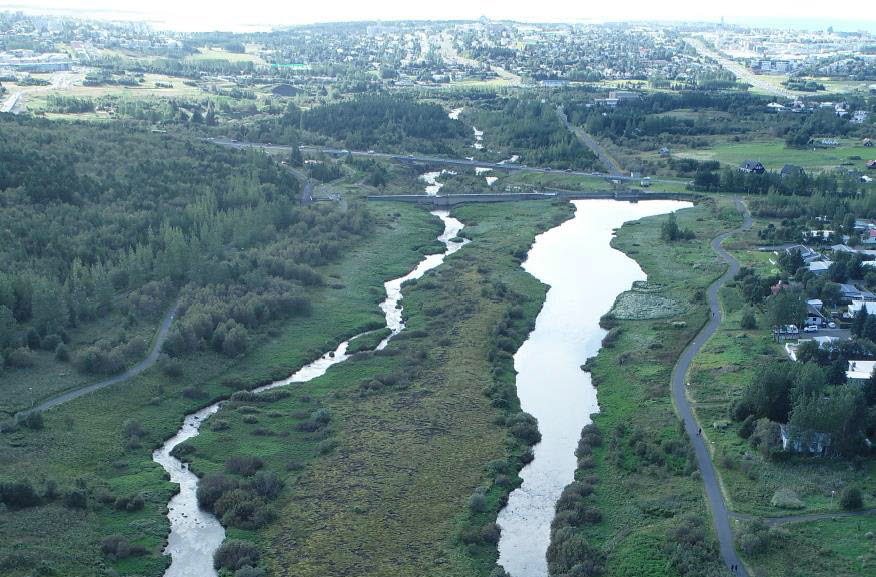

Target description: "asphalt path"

left=670, top=197, right=753, bottom=576
left=19, top=302, right=179, bottom=416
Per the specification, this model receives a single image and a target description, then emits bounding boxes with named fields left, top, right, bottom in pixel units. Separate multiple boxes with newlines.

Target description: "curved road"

left=19, top=302, right=179, bottom=416
left=556, top=105, right=624, bottom=175
left=670, top=197, right=752, bottom=576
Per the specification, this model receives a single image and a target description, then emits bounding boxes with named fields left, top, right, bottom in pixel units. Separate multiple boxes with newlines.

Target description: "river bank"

left=544, top=196, right=743, bottom=577
left=495, top=199, right=692, bottom=577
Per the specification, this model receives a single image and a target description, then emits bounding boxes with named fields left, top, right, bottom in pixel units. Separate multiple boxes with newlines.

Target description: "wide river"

left=497, top=199, right=691, bottom=577
left=153, top=211, right=467, bottom=577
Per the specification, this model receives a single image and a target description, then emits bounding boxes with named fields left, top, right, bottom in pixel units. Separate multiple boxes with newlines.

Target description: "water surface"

left=497, top=199, right=691, bottom=577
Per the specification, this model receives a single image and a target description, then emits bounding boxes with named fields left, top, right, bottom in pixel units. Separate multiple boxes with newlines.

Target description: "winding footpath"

left=670, top=197, right=752, bottom=576
left=20, top=302, right=179, bottom=416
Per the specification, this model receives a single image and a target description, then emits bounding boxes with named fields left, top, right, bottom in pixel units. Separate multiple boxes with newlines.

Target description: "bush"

left=225, top=455, right=264, bottom=477
left=197, top=474, right=238, bottom=510
left=214, top=539, right=260, bottom=571
left=214, top=489, right=273, bottom=529
left=840, top=486, right=863, bottom=511
left=737, top=520, right=771, bottom=555
left=770, top=488, right=804, bottom=510
left=6, top=347, right=36, bottom=368
left=507, top=412, right=541, bottom=445
left=54, top=342, right=70, bottom=362
left=740, top=309, right=757, bottom=329
left=19, top=411, right=44, bottom=430
left=546, top=527, right=604, bottom=576
left=468, top=492, right=487, bottom=513
left=234, top=567, right=267, bottom=577
left=248, top=471, right=284, bottom=500
left=0, top=480, right=40, bottom=508
left=63, top=488, right=87, bottom=509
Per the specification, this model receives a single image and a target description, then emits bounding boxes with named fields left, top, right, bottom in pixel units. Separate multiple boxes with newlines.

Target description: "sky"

left=1, top=0, right=875, bottom=33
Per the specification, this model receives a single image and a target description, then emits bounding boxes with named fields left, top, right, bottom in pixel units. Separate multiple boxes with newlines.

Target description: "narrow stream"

left=496, top=199, right=691, bottom=577
left=153, top=210, right=467, bottom=577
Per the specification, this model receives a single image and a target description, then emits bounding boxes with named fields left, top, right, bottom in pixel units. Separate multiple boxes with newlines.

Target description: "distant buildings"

left=0, top=51, right=72, bottom=72
left=847, top=360, right=876, bottom=386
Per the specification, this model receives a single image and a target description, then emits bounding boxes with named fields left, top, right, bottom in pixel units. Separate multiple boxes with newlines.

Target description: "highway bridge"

left=212, top=138, right=687, bottom=186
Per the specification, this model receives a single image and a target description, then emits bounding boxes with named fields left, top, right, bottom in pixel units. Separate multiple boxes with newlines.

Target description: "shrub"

left=19, top=411, right=44, bottom=430
left=770, top=488, right=804, bottom=510
left=6, top=347, right=36, bottom=368
left=468, top=492, right=487, bottom=513
left=507, top=412, right=541, bottom=445
left=53, top=342, right=70, bottom=362
left=101, top=535, right=131, bottom=559
left=197, top=474, right=239, bottom=510
left=840, top=486, right=863, bottom=511
left=214, top=539, right=260, bottom=571
left=225, top=456, right=264, bottom=477
left=740, top=309, right=757, bottom=329
left=0, top=480, right=40, bottom=508
left=215, top=489, right=273, bottom=529
left=546, top=527, right=604, bottom=576
left=248, top=471, right=284, bottom=500
left=63, top=489, right=87, bottom=509
left=737, top=520, right=771, bottom=555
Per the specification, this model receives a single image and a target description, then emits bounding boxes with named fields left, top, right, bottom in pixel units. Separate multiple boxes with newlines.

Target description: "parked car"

left=804, top=325, right=818, bottom=333
left=828, top=322, right=837, bottom=328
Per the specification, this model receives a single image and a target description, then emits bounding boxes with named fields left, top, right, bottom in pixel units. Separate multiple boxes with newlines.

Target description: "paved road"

left=685, top=38, right=804, bottom=100
left=213, top=139, right=686, bottom=186
left=670, top=197, right=753, bottom=576
left=556, top=105, right=624, bottom=174
left=19, top=302, right=179, bottom=416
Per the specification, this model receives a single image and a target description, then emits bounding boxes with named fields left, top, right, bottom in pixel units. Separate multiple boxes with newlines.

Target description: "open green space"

left=674, top=139, right=876, bottom=174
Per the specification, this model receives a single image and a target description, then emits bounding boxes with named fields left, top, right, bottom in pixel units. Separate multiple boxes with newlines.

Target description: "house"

left=803, top=230, right=833, bottom=243
left=839, top=283, right=876, bottom=303
left=739, top=160, right=765, bottom=174
left=808, top=298, right=824, bottom=311
left=847, top=360, right=876, bottom=385
left=868, top=160, right=876, bottom=170
left=849, top=300, right=876, bottom=316
left=781, top=164, right=805, bottom=178
left=659, top=147, right=671, bottom=157
left=865, top=138, right=874, bottom=148
left=864, top=229, right=876, bottom=245
left=806, top=303, right=826, bottom=326
left=784, top=245, right=820, bottom=263
left=781, top=424, right=831, bottom=454
left=767, top=102, right=786, bottom=112
left=831, top=243, right=857, bottom=254
left=808, top=260, right=831, bottom=275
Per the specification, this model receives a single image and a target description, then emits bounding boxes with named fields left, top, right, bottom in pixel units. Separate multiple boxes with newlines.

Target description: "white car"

left=828, top=322, right=837, bottom=329
left=804, top=325, right=818, bottom=333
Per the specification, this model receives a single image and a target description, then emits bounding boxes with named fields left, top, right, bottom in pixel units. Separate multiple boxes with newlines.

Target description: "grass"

left=673, top=137, right=876, bottom=174
left=186, top=47, right=266, bottom=65
left=746, top=516, right=876, bottom=577
left=562, top=194, right=743, bottom=576
left=0, top=203, right=440, bottom=577
left=0, top=307, right=163, bottom=415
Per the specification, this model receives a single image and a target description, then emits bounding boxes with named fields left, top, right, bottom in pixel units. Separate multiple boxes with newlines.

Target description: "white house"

left=847, top=360, right=876, bottom=385
left=849, top=300, right=876, bottom=315
left=808, top=260, right=831, bottom=275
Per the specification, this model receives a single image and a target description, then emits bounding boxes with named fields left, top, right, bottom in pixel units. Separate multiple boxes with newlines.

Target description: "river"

left=152, top=211, right=467, bottom=577
left=496, top=199, right=691, bottom=577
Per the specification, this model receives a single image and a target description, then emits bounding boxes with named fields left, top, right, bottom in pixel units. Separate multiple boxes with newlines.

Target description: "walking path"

left=19, top=301, right=179, bottom=416
left=670, top=197, right=752, bottom=576
left=556, top=105, right=624, bottom=175
left=731, top=509, right=876, bottom=527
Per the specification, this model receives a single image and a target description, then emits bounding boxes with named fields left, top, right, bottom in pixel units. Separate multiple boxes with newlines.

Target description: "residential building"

left=847, top=360, right=876, bottom=385
left=739, top=159, right=765, bottom=174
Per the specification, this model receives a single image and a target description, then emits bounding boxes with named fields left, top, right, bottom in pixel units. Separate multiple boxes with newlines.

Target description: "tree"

left=767, top=289, right=806, bottom=328
left=778, top=249, right=805, bottom=275
left=740, top=308, right=757, bottom=330
left=744, top=361, right=793, bottom=422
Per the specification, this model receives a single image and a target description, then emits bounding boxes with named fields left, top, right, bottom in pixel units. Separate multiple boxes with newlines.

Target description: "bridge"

left=366, top=190, right=700, bottom=206
left=212, top=139, right=687, bottom=186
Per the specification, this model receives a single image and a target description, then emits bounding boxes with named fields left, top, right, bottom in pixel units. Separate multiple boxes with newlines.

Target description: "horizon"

left=2, top=2, right=876, bottom=34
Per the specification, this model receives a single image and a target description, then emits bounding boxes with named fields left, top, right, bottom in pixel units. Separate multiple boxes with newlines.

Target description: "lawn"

left=674, top=138, right=876, bottom=174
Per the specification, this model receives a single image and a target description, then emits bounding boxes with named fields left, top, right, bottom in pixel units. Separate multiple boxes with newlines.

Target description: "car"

left=565, top=168, right=572, bottom=173
left=804, top=325, right=818, bottom=333
left=828, top=322, right=837, bottom=328
left=367, top=150, right=375, bottom=154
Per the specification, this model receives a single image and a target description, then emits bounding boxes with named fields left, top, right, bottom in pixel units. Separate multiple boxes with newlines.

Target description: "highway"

left=213, top=139, right=686, bottom=186
left=685, top=37, right=804, bottom=100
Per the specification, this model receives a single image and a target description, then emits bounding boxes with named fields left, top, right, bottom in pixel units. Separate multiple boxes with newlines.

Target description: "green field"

left=674, top=138, right=876, bottom=173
